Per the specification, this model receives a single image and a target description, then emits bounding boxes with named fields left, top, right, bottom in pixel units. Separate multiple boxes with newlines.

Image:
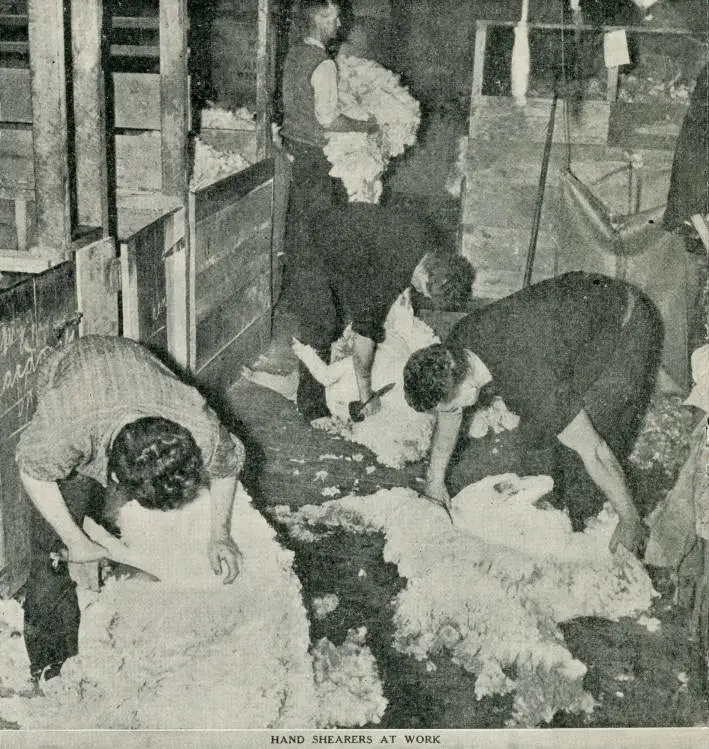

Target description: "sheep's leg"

left=292, top=338, right=342, bottom=386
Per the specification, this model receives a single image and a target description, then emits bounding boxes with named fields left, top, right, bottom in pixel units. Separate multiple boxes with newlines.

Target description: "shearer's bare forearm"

left=20, top=472, right=87, bottom=548
left=209, top=475, right=238, bottom=539
left=325, top=114, right=373, bottom=133
left=427, top=409, right=463, bottom=485
left=558, top=410, right=639, bottom=522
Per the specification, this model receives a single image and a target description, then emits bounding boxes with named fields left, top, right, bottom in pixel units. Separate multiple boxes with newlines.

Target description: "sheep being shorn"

left=243, top=289, right=439, bottom=468
left=0, top=485, right=387, bottom=730
left=293, top=289, right=440, bottom=468
left=271, top=474, right=657, bottom=727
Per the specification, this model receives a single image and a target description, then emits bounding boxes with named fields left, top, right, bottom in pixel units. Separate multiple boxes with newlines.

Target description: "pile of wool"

left=201, top=104, right=256, bottom=130
left=0, top=484, right=385, bottom=729
left=312, top=627, right=388, bottom=727
left=617, top=53, right=696, bottom=103
left=271, top=474, right=657, bottom=726
left=0, top=599, right=34, bottom=699
left=325, top=132, right=387, bottom=203
left=190, top=137, right=253, bottom=191
left=324, top=54, right=421, bottom=203
left=468, top=396, right=520, bottom=438
left=629, top=393, right=695, bottom=479
left=299, top=290, right=439, bottom=468
left=312, top=593, right=341, bottom=620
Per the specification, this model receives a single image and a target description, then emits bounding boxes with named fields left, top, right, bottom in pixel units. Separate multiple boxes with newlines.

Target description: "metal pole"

left=523, top=91, right=558, bottom=288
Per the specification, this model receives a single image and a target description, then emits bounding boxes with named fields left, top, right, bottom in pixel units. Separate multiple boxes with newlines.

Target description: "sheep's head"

left=456, top=473, right=554, bottom=508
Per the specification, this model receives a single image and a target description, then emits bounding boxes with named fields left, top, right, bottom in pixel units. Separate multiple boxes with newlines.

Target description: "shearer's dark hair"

left=403, top=344, right=471, bottom=412
left=107, top=417, right=206, bottom=511
left=422, top=253, right=475, bottom=311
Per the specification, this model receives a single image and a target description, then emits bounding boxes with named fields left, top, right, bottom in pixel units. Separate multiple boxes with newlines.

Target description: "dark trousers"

left=280, top=139, right=347, bottom=311
left=23, top=474, right=106, bottom=678
left=280, top=144, right=348, bottom=420
left=293, top=254, right=347, bottom=421
left=449, top=293, right=662, bottom=530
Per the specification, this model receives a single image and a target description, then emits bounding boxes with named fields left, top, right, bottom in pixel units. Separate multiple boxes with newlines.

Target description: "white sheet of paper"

left=604, top=30, right=631, bottom=68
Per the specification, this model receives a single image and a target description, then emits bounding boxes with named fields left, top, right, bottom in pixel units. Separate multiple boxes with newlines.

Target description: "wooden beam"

left=0, top=248, right=68, bottom=274
left=0, top=14, right=163, bottom=29
left=14, top=197, right=28, bottom=252
left=0, top=42, right=161, bottom=57
left=27, top=0, right=72, bottom=249
left=256, top=0, right=272, bottom=160
left=159, top=0, right=189, bottom=199
left=71, top=0, right=111, bottom=231
left=606, top=66, right=619, bottom=103
left=469, top=21, right=488, bottom=119
left=187, top=191, right=198, bottom=371
left=471, top=19, right=693, bottom=34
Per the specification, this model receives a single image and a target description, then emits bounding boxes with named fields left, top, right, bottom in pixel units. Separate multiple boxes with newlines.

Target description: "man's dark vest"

left=281, top=42, right=331, bottom=148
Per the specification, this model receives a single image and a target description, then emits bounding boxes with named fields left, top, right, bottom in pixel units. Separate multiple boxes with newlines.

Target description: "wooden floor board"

left=224, top=378, right=425, bottom=510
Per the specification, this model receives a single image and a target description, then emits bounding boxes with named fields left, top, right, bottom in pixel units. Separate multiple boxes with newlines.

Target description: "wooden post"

left=165, top=207, right=190, bottom=369
left=27, top=0, right=72, bottom=250
left=14, top=198, right=28, bottom=252
left=186, top=192, right=198, bottom=372
left=75, top=237, right=120, bottom=336
left=606, top=66, right=619, bottom=103
left=119, top=238, right=141, bottom=340
left=71, top=0, right=111, bottom=232
left=159, top=0, right=189, bottom=199
left=468, top=21, right=488, bottom=132
left=256, top=0, right=272, bottom=160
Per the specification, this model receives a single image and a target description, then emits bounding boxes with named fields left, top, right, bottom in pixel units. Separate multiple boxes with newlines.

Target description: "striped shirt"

left=16, top=336, right=244, bottom=486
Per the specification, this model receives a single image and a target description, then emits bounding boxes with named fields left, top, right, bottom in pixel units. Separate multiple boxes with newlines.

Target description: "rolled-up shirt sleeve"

left=206, top=423, right=246, bottom=480
left=311, top=59, right=339, bottom=127
left=16, top=404, right=91, bottom=482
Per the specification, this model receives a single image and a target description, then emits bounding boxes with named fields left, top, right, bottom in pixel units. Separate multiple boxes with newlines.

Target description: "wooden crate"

left=461, top=19, right=694, bottom=300
left=188, top=159, right=278, bottom=392
left=117, top=194, right=186, bottom=362
left=0, top=262, right=79, bottom=596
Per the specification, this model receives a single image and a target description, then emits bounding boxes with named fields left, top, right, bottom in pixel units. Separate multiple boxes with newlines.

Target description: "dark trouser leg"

left=23, top=474, right=105, bottom=678
left=293, top=266, right=342, bottom=422
left=685, top=244, right=708, bottom=354
left=296, top=350, right=332, bottom=422
left=281, top=143, right=346, bottom=308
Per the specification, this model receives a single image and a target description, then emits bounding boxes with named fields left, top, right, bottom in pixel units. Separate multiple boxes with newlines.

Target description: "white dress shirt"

left=304, top=37, right=339, bottom=127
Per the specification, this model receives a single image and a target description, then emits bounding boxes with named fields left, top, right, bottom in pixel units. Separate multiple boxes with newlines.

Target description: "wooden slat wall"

left=191, top=160, right=275, bottom=389
left=0, top=71, right=165, bottom=204
left=120, top=210, right=188, bottom=360
left=0, top=69, right=161, bottom=128
left=127, top=222, right=168, bottom=353
left=0, top=130, right=162, bottom=207
left=0, top=262, right=79, bottom=596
